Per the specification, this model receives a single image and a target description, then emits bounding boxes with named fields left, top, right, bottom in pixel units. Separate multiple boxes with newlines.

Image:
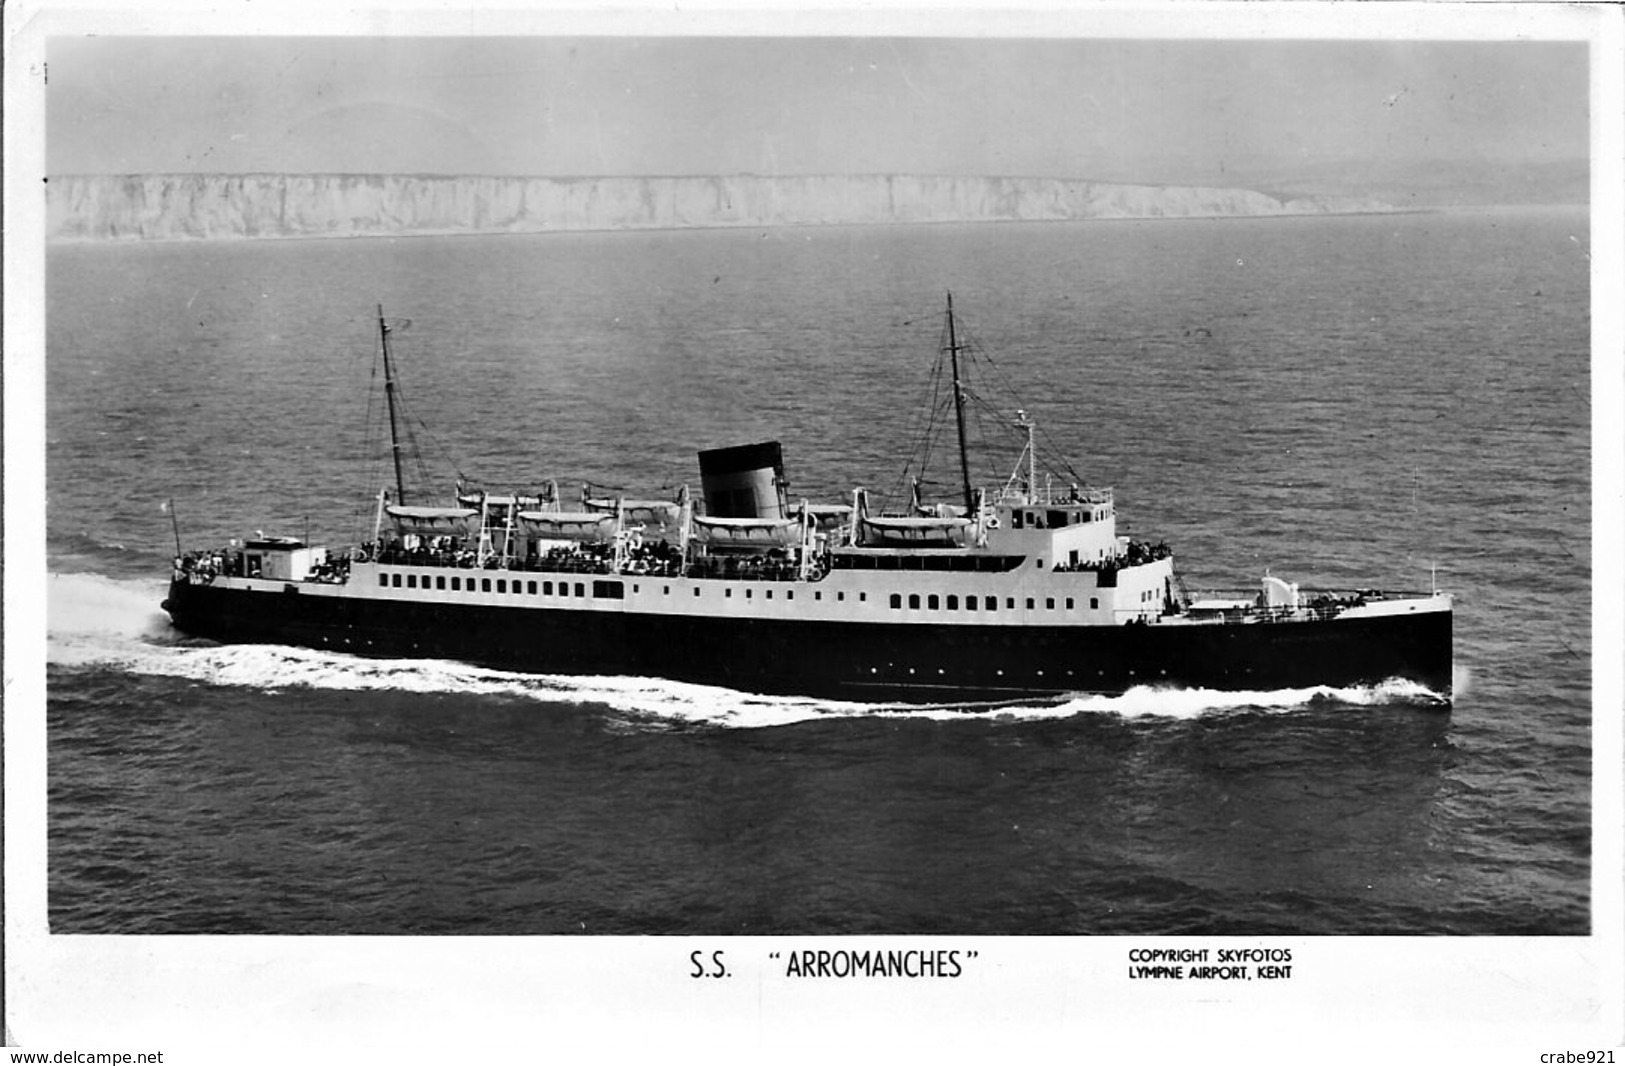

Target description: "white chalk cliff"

left=47, top=173, right=1397, bottom=242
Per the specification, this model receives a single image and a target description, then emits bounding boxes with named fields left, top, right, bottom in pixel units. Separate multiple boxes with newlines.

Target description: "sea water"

left=42, top=208, right=1590, bottom=934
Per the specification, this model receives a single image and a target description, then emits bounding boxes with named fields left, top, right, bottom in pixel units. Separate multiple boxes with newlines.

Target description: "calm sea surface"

left=44, top=209, right=1591, bottom=934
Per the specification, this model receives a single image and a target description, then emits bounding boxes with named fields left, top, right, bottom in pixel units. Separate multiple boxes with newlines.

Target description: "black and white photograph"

left=7, top=1, right=1622, bottom=1060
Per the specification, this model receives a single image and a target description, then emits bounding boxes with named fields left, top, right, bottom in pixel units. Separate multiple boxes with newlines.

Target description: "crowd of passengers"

left=370, top=533, right=820, bottom=581
left=1305, top=591, right=1369, bottom=617
left=174, top=549, right=352, bottom=583
left=1052, top=539, right=1173, bottom=573
left=174, top=550, right=243, bottom=581
left=372, top=537, right=627, bottom=574
left=306, top=557, right=351, bottom=582
left=685, top=548, right=812, bottom=582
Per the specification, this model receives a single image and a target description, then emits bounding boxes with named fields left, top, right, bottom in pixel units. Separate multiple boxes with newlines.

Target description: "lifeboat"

left=859, top=515, right=974, bottom=547
left=692, top=515, right=802, bottom=549
left=386, top=505, right=479, bottom=536
left=584, top=497, right=683, bottom=527
left=517, top=511, right=616, bottom=542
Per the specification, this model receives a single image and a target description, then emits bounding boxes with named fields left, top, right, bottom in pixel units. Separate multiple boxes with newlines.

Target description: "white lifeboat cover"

left=517, top=511, right=616, bottom=541
left=585, top=498, right=682, bottom=524
left=860, top=515, right=973, bottom=545
left=386, top=505, right=479, bottom=533
left=692, top=515, right=800, bottom=547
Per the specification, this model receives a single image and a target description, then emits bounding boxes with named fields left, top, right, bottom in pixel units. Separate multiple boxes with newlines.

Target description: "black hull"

left=163, top=579, right=1452, bottom=705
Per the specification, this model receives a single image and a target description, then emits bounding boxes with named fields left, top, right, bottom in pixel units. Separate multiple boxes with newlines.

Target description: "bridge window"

left=908, top=594, right=920, bottom=609
left=745, top=588, right=752, bottom=599
left=543, top=581, right=553, bottom=595
left=528, top=581, right=537, bottom=594
left=1004, top=597, right=1013, bottom=609
left=378, top=574, right=388, bottom=587
left=452, top=576, right=462, bottom=591
left=392, top=574, right=402, bottom=588
left=947, top=595, right=958, bottom=610
left=574, top=582, right=584, bottom=597
left=407, top=575, right=417, bottom=589
left=592, top=580, right=624, bottom=599
left=482, top=578, right=492, bottom=593
left=694, top=587, right=701, bottom=597
left=1066, top=597, right=1074, bottom=610
left=965, top=596, right=977, bottom=611
left=1046, top=598, right=1055, bottom=610
left=496, top=579, right=506, bottom=593
left=1011, top=511, right=1024, bottom=529
left=890, top=594, right=902, bottom=609
left=987, top=596, right=997, bottom=611
left=726, top=588, right=733, bottom=598
left=859, top=592, right=866, bottom=602
left=928, top=594, right=939, bottom=610
left=1026, top=598, right=1035, bottom=610
left=786, top=591, right=794, bottom=601
left=1090, top=597, right=1099, bottom=609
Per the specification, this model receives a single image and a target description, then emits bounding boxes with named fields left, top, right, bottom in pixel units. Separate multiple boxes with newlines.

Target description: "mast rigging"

left=945, top=292, right=975, bottom=515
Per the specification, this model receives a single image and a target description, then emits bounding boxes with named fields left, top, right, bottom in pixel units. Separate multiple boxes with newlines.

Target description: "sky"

left=44, top=32, right=1590, bottom=197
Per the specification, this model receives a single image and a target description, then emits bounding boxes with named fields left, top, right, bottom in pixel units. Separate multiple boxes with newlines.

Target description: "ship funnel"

left=697, top=441, right=786, bottom=519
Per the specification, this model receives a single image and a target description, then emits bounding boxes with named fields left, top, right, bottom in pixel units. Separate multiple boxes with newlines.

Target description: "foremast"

left=378, top=305, right=408, bottom=508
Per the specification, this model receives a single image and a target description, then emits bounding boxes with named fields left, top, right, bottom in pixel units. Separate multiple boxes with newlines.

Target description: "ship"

left=163, top=297, right=1454, bottom=705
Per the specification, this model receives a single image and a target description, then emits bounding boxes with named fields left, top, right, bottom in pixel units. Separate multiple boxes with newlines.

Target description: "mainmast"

left=946, top=292, right=975, bottom=515
left=377, top=304, right=408, bottom=507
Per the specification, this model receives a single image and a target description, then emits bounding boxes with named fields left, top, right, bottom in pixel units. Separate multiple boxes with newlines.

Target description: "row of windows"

left=887, top=593, right=1101, bottom=612
left=380, top=572, right=619, bottom=599
left=831, top=553, right=1025, bottom=573
left=1008, top=506, right=1111, bottom=529
left=377, top=571, right=871, bottom=604
left=377, top=571, right=1117, bottom=614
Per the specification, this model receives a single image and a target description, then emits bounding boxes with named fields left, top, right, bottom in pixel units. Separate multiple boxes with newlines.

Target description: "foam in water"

left=46, top=570, right=174, bottom=663
left=46, top=570, right=1450, bottom=728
